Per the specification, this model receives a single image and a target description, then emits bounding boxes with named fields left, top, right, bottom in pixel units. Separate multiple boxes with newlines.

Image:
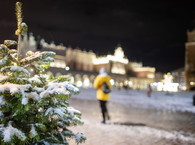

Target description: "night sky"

left=0, top=0, right=195, bottom=73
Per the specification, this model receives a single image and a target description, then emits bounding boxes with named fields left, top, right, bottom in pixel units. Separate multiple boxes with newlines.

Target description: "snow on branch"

left=0, top=76, right=31, bottom=85
left=67, top=107, right=84, bottom=125
left=75, top=133, right=86, bottom=144
left=45, top=107, right=66, bottom=117
left=29, top=124, right=38, bottom=138
left=44, top=106, right=84, bottom=126
left=67, top=107, right=81, bottom=116
left=1, top=66, right=30, bottom=77
left=20, top=51, right=56, bottom=66
left=0, top=123, right=26, bottom=142
left=0, top=96, right=5, bottom=106
left=40, top=82, right=79, bottom=99
left=0, top=82, right=31, bottom=94
left=29, top=75, right=42, bottom=84
left=4, top=40, right=17, bottom=47
left=0, top=56, right=9, bottom=68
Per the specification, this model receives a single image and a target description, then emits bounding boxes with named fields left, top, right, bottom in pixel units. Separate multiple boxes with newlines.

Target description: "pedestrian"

left=146, top=84, right=152, bottom=97
left=93, top=67, right=112, bottom=124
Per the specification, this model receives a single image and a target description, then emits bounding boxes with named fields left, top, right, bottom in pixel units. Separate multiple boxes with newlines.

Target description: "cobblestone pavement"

left=68, top=98, right=195, bottom=145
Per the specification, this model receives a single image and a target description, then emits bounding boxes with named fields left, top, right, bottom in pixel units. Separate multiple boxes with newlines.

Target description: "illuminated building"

left=171, top=68, right=186, bottom=91
left=20, top=33, right=156, bottom=89
left=185, top=30, right=195, bottom=90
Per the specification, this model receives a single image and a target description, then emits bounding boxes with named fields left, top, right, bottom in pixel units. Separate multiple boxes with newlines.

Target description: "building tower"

left=185, top=30, right=195, bottom=90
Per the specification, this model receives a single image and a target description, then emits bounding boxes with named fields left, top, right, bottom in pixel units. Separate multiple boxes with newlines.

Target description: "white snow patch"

left=0, top=56, right=8, bottom=66
left=1, top=66, right=30, bottom=76
left=40, top=82, right=79, bottom=98
left=29, top=125, right=37, bottom=138
left=1, top=124, right=26, bottom=142
left=27, top=92, right=40, bottom=101
left=29, top=75, right=42, bottom=84
left=45, top=107, right=66, bottom=117
left=43, top=57, right=54, bottom=61
left=34, top=86, right=44, bottom=93
left=0, top=83, right=32, bottom=105
left=67, top=107, right=81, bottom=116
left=0, top=111, right=3, bottom=117
left=0, top=83, right=31, bottom=94
left=0, top=96, right=5, bottom=106
left=21, top=96, right=28, bottom=105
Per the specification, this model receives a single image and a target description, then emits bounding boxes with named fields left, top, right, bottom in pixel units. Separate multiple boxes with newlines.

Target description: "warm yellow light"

left=107, top=55, right=128, bottom=64
left=110, top=79, right=115, bottom=85
left=111, top=67, right=126, bottom=74
left=190, top=82, right=195, bottom=85
left=92, top=57, right=109, bottom=64
left=147, top=73, right=155, bottom=79
left=133, top=67, right=155, bottom=72
left=128, top=81, right=133, bottom=86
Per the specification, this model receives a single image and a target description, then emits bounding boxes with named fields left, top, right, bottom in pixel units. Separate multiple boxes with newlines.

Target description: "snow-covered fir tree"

left=0, top=2, right=86, bottom=145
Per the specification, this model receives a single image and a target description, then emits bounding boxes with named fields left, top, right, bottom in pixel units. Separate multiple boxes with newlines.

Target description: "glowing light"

left=119, top=82, right=123, bottom=87
left=92, top=57, right=109, bottom=64
left=153, top=73, right=179, bottom=92
left=110, top=79, right=115, bottom=85
left=76, top=81, right=83, bottom=87
left=114, top=46, right=125, bottom=58
left=65, top=66, right=70, bottom=71
left=83, top=79, right=90, bottom=88
left=157, top=82, right=164, bottom=91
left=133, top=67, right=155, bottom=72
left=160, top=73, right=178, bottom=92
left=163, top=73, right=173, bottom=83
left=92, top=46, right=128, bottom=65
left=111, top=66, right=126, bottom=74
left=163, top=83, right=179, bottom=92
left=128, top=81, right=133, bottom=86
left=50, top=60, right=66, bottom=68
left=147, top=73, right=155, bottom=79
left=190, top=82, right=195, bottom=85
left=107, top=55, right=128, bottom=64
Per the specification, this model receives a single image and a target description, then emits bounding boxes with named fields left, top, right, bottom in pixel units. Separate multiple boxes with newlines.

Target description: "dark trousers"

left=99, top=100, right=109, bottom=121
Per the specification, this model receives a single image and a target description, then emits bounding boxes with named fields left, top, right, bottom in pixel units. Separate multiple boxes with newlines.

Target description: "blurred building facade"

left=185, top=30, right=195, bottom=90
left=20, top=33, right=156, bottom=90
left=171, top=68, right=186, bottom=91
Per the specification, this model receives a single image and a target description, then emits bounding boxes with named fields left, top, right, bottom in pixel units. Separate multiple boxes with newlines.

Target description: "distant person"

left=146, top=84, right=152, bottom=97
left=93, top=67, right=112, bottom=124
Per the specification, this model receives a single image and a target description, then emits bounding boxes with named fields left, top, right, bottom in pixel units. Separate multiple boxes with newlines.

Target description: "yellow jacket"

left=93, top=75, right=111, bottom=101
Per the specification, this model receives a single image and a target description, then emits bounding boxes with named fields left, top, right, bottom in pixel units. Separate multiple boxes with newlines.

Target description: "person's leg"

left=104, top=101, right=110, bottom=120
left=99, top=100, right=106, bottom=123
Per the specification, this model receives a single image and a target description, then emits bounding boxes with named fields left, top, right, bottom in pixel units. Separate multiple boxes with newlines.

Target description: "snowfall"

left=70, top=88, right=195, bottom=145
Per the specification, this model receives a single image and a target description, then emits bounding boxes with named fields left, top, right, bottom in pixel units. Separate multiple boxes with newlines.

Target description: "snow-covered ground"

left=70, top=89, right=195, bottom=145
left=73, top=88, right=195, bottom=114
left=70, top=119, right=195, bottom=145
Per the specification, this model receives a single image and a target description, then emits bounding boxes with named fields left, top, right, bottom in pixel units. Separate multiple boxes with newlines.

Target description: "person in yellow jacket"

left=93, top=67, right=112, bottom=124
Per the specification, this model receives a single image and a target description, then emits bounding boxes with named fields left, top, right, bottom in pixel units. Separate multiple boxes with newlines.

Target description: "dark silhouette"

left=146, top=84, right=152, bottom=97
